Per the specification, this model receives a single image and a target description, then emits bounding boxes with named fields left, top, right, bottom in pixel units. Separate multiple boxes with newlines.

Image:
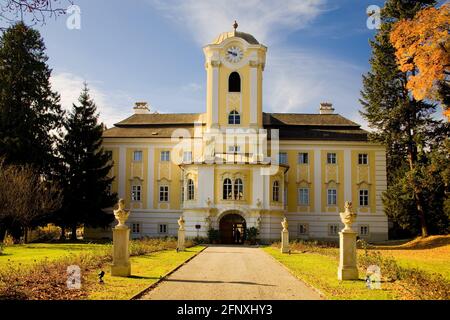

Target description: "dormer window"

left=228, top=72, right=241, bottom=92
left=228, top=110, right=240, bottom=125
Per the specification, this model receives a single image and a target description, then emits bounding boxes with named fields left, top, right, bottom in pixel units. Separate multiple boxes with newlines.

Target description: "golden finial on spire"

left=233, top=20, right=238, bottom=31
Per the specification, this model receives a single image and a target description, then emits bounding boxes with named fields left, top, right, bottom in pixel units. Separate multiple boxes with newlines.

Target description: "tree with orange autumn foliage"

left=390, top=4, right=450, bottom=120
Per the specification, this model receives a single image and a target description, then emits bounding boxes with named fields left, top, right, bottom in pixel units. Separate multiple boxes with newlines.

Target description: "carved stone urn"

left=114, top=199, right=130, bottom=229
left=339, top=201, right=357, bottom=232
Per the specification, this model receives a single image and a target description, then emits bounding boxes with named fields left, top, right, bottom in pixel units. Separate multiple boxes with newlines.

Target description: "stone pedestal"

left=111, top=227, right=131, bottom=277
left=338, top=231, right=358, bottom=280
left=178, top=229, right=185, bottom=251
left=281, top=230, right=290, bottom=253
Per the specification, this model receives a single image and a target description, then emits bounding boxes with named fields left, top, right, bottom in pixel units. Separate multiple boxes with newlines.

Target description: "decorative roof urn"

left=114, top=199, right=130, bottom=229
left=340, top=201, right=357, bottom=232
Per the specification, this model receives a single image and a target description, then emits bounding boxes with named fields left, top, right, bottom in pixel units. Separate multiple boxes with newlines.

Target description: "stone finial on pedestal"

left=281, top=217, right=290, bottom=254
left=111, top=199, right=131, bottom=277
left=340, top=201, right=357, bottom=232
left=338, top=201, right=359, bottom=280
left=177, top=215, right=186, bottom=251
left=114, top=199, right=129, bottom=229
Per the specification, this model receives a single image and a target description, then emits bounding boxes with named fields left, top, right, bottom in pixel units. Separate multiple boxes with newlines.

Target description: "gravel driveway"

left=140, top=245, right=323, bottom=300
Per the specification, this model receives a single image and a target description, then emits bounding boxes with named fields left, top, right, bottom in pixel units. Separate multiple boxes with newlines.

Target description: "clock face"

left=226, top=46, right=244, bottom=63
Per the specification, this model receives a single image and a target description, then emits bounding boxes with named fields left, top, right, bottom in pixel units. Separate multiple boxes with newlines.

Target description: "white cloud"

left=50, top=72, right=134, bottom=128
left=149, top=0, right=327, bottom=45
left=147, top=0, right=368, bottom=129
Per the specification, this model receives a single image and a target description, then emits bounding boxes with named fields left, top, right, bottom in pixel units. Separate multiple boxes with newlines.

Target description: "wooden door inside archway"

left=219, top=213, right=246, bottom=244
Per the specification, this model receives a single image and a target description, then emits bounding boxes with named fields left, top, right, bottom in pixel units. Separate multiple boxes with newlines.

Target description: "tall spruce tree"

left=360, top=0, right=449, bottom=237
left=0, top=22, right=62, bottom=172
left=57, top=84, right=116, bottom=240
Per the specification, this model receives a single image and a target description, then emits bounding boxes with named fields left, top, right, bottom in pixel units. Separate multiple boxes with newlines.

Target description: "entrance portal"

left=219, top=213, right=246, bottom=244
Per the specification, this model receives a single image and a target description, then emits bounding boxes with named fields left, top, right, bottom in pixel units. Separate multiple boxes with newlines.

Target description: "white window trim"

left=298, top=223, right=309, bottom=236
left=158, top=223, right=168, bottom=234
left=131, top=222, right=142, bottom=234
left=160, top=151, right=170, bottom=162
left=131, top=185, right=142, bottom=202
left=359, top=189, right=369, bottom=207
left=358, top=153, right=369, bottom=165
left=133, top=150, right=143, bottom=162
left=359, top=225, right=370, bottom=236
left=159, top=185, right=170, bottom=203
left=298, top=152, right=309, bottom=164
left=327, top=189, right=337, bottom=206
left=328, top=224, right=339, bottom=236
left=298, top=188, right=310, bottom=206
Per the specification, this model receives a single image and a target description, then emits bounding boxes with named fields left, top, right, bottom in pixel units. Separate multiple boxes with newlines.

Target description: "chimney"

left=319, top=102, right=334, bottom=115
left=134, top=102, right=150, bottom=114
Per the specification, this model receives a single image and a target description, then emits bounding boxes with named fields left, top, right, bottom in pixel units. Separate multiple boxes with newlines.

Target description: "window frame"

left=160, top=151, right=170, bottom=162
left=272, top=181, right=280, bottom=202
left=298, top=223, right=309, bottom=235
left=359, top=225, right=370, bottom=236
left=298, top=152, right=309, bottom=164
left=158, top=224, right=168, bottom=234
left=228, top=71, right=241, bottom=93
left=359, top=189, right=369, bottom=207
left=183, top=151, right=193, bottom=163
left=131, top=185, right=141, bottom=202
left=159, top=185, right=169, bottom=202
left=298, top=188, right=310, bottom=206
left=223, top=178, right=233, bottom=200
left=327, top=153, right=337, bottom=164
left=327, top=189, right=337, bottom=206
left=234, top=178, right=244, bottom=200
left=328, top=224, right=339, bottom=236
left=228, top=110, right=241, bottom=125
left=131, top=223, right=141, bottom=234
left=187, top=179, right=195, bottom=201
left=279, top=152, right=288, bottom=165
left=133, top=150, right=143, bottom=162
left=358, top=153, right=368, bottom=165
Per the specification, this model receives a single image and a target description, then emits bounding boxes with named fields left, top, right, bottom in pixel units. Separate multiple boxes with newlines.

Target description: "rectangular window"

left=183, top=151, right=192, bottom=163
left=327, top=189, right=337, bottom=206
left=298, top=153, right=309, bottom=164
left=158, top=224, right=168, bottom=234
left=132, top=223, right=141, bottom=234
left=131, top=185, right=141, bottom=201
left=359, top=189, right=369, bottom=206
left=160, top=151, right=170, bottom=162
left=329, top=224, right=339, bottom=236
left=133, top=150, right=143, bottom=162
left=360, top=225, right=370, bottom=236
left=159, top=185, right=169, bottom=202
left=228, top=145, right=240, bottom=153
left=298, top=224, right=309, bottom=235
left=298, top=188, right=310, bottom=205
left=279, top=152, right=288, bottom=165
left=358, top=153, right=368, bottom=165
left=327, top=153, right=337, bottom=164
left=181, top=185, right=184, bottom=203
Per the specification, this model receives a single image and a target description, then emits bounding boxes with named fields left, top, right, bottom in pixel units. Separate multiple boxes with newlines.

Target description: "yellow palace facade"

left=97, top=26, right=388, bottom=243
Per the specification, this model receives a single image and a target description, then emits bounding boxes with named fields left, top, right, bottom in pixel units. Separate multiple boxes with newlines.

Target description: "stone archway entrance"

left=219, top=213, right=246, bottom=245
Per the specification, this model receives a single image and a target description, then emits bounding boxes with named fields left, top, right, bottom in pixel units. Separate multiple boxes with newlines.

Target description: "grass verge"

left=86, top=246, right=204, bottom=300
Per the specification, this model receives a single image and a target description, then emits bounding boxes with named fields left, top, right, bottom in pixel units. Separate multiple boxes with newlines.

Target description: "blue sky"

left=26, top=0, right=393, bottom=128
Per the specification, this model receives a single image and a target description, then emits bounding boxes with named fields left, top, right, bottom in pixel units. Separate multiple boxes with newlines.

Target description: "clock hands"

left=227, top=50, right=237, bottom=57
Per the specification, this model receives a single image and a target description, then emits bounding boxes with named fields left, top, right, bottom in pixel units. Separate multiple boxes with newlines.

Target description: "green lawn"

left=0, top=243, right=110, bottom=269
left=263, top=247, right=396, bottom=300
left=87, top=246, right=205, bottom=300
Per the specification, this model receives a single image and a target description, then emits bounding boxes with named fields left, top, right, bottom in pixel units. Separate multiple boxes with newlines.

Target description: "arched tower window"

left=223, top=178, right=233, bottom=200
left=273, top=181, right=280, bottom=202
left=228, top=110, right=240, bottom=125
left=234, top=178, right=243, bottom=200
left=187, top=179, right=195, bottom=201
left=228, top=72, right=241, bottom=92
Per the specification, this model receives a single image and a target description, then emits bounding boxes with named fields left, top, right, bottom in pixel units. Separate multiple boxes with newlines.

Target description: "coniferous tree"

left=360, top=0, right=449, bottom=237
left=56, top=84, right=116, bottom=240
left=0, top=22, right=62, bottom=173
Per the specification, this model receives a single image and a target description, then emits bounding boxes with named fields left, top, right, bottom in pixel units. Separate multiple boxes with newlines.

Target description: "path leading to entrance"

left=140, top=246, right=323, bottom=300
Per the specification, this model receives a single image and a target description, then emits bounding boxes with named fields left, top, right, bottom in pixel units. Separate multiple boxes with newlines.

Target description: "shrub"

left=0, top=243, right=4, bottom=255
left=30, top=225, right=61, bottom=242
left=207, top=229, right=219, bottom=243
left=245, top=227, right=259, bottom=245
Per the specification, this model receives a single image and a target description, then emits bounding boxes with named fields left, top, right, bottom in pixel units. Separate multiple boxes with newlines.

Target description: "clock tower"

left=203, top=21, right=267, bottom=129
